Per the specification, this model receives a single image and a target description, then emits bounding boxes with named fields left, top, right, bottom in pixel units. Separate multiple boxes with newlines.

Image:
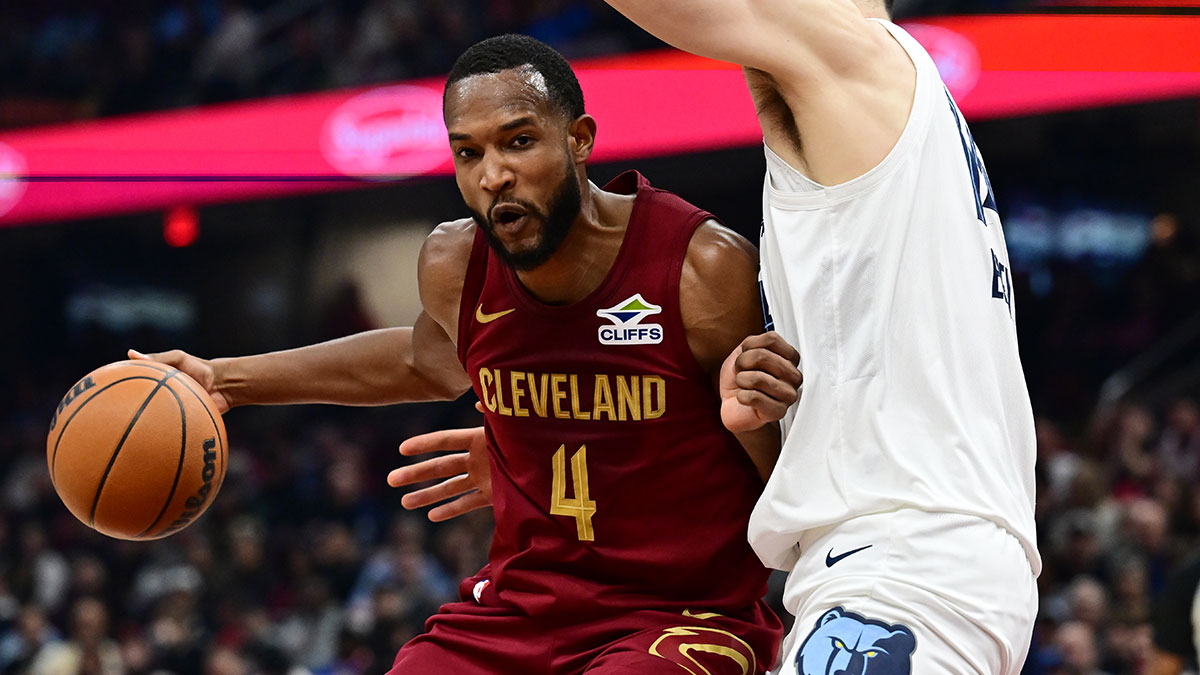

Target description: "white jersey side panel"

left=749, top=20, right=1040, bottom=574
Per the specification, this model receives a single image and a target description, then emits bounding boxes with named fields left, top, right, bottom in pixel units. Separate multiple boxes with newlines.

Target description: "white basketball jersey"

left=750, top=20, right=1041, bottom=575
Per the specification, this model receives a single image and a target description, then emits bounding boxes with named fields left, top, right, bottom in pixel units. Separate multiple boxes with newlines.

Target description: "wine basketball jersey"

left=457, top=171, right=773, bottom=622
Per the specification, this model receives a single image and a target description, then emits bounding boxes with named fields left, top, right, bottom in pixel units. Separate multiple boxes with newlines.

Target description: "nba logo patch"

left=596, top=294, right=663, bottom=346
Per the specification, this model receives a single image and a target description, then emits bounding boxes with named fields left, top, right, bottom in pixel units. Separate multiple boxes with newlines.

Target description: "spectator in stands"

left=1158, top=398, right=1200, bottom=484
left=28, top=597, right=122, bottom=675
left=1053, top=620, right=1113, bottom=675
left=0, top=606, right=60, bottom=675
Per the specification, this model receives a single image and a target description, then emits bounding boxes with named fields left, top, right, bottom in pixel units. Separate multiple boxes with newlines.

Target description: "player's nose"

left=479, top=156, right=515, bottom=194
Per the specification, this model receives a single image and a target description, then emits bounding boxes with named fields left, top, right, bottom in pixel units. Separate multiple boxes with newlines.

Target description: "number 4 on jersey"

left=551, top=445, right=597, bottom=541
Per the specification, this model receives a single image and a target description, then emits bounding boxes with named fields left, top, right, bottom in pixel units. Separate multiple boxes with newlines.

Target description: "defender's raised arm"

left=605, top=0, right=915, bottom=186
left=602, top=0, right=883, bottom=84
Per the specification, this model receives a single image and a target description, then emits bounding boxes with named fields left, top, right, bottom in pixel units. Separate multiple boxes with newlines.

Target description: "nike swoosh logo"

left=825, top=545, right=873, bottom=567
left=476, top=304, right=516, bottom=324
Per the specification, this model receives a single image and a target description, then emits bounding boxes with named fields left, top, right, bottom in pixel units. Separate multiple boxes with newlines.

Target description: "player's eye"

left=511, top=135, right=534, bottom=148
left=455, top=147, right=478, bottom=159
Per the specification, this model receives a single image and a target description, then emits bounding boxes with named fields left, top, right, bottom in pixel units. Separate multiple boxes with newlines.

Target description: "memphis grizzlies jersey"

left=749, top=20, right=1040, bottom=575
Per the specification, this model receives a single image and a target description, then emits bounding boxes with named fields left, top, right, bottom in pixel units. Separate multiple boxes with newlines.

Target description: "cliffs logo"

left=320, top=85, right=449, bottom=179
left=0, top=142, right=28, bottom=219
left=597, top=294, right=663, bottom=346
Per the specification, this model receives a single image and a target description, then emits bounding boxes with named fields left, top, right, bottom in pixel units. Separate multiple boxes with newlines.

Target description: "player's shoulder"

left=421, top=218, right=476, bottom=268
left=678, top=219, right=764, bottom=375
left=679, top=220, right=760, bottom=328
left=683, top=219, right=758, bottom=282
left=418, top=218, right=477, bottom=325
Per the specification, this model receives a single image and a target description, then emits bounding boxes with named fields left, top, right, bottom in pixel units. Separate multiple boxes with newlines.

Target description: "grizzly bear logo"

left=794, top=607, right=916, bottom=675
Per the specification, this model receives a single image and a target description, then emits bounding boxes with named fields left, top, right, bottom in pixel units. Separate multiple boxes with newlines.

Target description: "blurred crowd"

left=1029, top=398, right=1200, bottom=675
left=0, top=0, right=1040, bottom=129
left=0, top=0, right=653, bottom=128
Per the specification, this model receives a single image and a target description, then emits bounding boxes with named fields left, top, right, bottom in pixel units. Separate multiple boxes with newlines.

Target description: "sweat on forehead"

left=444, top=34, right=587, bottom=121
left=444, top=67, right=561, bottom=120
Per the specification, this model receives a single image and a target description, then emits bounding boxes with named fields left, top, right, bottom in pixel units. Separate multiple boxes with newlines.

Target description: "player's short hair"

left=885, top=0, right=894, bottom=15
left=445, top=34, right=586, bottom=122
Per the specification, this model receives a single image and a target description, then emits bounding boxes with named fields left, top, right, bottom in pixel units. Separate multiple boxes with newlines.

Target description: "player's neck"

left=515, top=181, right=633, bottom=306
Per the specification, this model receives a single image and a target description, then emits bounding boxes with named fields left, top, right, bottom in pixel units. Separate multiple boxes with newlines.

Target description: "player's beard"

left=470, top=159, right=582, bottom=271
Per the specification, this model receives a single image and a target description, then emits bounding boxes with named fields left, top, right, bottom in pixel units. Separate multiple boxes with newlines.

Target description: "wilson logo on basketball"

left=320, top=85, right=449, bottom=179
left=163, top=437, right=218, bottom=535
left=0, top=142, right=28, bottom=219
left=48, top=376, right=96, bottom=432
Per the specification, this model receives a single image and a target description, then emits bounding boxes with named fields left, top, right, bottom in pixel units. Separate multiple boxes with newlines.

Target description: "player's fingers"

left=428, top=491, right=492, bottom=523
left=387, top=453, right=469, bottom=487
left=735, top=349, right=803, bottom=388
left=475, top=401, right=485, bottom=414
left=399, top=428, right=485, bottom=456
left=401, top=474, right=475, bottom=509
left=740, top=332, right=801, bottom=366
left=736, top=389, right=789, bottom=422
left=734, top=370, right=800, bottom=406
left=129, top=348, right=188, bottom=367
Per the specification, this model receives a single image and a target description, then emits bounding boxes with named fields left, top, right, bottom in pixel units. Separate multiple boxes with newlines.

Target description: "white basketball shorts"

left=771, top=509, right=1037, bottom=675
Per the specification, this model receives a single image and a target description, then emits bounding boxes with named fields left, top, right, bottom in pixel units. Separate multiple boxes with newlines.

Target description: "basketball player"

left=134, top=35, right=802, bottom=674
left=581, top=2, right=1040, bottom=674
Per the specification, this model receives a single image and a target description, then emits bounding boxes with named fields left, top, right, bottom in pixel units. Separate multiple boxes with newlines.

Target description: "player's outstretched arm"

left=606, top=0, right=915, bottom=186
left=388, top=422, right=491, bottom=523
left=602, top=0, right=881, bottom=83
left=681, top=220, right=802, bottom=481
left=129, top=220, right=478, bottom=409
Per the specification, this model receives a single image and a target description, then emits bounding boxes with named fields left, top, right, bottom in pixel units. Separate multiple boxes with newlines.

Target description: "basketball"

left=46, top=360, right=228, bottom=540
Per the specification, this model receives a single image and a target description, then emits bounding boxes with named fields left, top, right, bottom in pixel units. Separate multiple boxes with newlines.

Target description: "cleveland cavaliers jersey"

left=456, top=171, right=774, bottom=621
left=750, top=21, right=1040, bottom=574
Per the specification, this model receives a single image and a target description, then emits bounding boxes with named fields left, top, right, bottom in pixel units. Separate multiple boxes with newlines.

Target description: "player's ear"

left=568, top=114, right=597, bottom=164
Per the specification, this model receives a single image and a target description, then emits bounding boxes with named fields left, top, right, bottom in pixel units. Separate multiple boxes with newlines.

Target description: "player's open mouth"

left=492, top=204, right=529, bottom=234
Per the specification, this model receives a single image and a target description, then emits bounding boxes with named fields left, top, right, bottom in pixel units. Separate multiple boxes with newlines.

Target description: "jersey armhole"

left=456, top=229, right=491, bottom=366
left=667, top=210, right=727, bottom=386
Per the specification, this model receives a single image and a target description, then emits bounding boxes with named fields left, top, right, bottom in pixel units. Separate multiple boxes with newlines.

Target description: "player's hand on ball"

left=720, top=332, right=802, bottom=433
left=128, top=348, right=230, bottom=413
left=389, top=425, right=492, bottom=522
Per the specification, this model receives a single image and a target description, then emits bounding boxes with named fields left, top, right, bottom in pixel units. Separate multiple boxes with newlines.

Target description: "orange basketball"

left=46, top=360, right=228, bottom=540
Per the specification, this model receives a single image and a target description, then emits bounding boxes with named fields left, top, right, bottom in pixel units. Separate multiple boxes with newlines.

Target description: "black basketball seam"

left=88, top=370, right=179, bottom=527
left=144, top=373, right=225, bottom=539
left=51, top=376, right=165, bottom=484
left=135, top=384, right=187, bottom=538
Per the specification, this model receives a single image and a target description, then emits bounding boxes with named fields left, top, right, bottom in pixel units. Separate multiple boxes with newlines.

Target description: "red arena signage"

left=0, top=14, right=1198, bottom=226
